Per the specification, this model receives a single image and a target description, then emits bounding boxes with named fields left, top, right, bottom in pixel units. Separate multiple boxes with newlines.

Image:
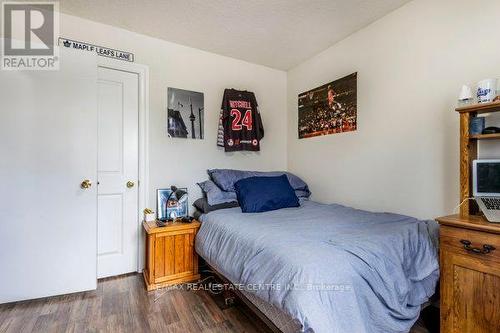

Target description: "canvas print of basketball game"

left=298, top=72, right=357, bottom=139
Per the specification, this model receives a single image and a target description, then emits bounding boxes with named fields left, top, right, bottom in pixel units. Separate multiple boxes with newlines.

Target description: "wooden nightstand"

left=436, top=214, right=500, bottom=332
left=142, top=220, right=201, bottom=291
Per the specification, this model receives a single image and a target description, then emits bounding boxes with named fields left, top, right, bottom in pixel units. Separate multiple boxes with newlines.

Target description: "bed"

left=195, top=200, right=439, bottom=333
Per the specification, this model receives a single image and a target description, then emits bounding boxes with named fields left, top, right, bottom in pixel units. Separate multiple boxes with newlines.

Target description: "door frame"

left=97, top=57, right=149, bottom=273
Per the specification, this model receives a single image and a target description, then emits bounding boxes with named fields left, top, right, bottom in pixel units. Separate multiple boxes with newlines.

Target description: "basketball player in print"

left=327, top=85, right=342, bottom=113
left=327, top=85, right=343, bottom=132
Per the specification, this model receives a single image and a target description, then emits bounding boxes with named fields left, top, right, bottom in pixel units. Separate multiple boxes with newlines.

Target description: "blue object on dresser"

left=470, top=116, right=485, bottom=135
left=234, top=175, right=300, bottom=213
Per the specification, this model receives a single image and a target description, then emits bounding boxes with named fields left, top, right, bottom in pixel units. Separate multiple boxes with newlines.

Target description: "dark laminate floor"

left=0, top=273, right=270, bottom=333
left=0, top=273, right=431, bottom=333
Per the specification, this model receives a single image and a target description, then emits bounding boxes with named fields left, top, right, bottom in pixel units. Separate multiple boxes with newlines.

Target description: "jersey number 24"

left=230, top=109, right=253, bottom=131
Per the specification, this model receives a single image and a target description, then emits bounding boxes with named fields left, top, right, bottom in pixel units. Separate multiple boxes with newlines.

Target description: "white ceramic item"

left=145, top=213, right=156, bottom=222
left=477, top=78, right=497, bottom=103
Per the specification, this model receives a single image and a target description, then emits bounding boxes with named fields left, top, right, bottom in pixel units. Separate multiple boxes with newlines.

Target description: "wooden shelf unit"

left=456, top=101, right=500, bottom=114
left=469, top=133, right=500, bottom=140
left=457, top=102, right=500, bottom=216
left=434, top=100, right=500, bottom=333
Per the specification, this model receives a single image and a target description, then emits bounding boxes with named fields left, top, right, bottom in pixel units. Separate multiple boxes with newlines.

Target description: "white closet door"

left=0, top=49, right=98, bottom=303
left=97, top=67, right=139, bottom=278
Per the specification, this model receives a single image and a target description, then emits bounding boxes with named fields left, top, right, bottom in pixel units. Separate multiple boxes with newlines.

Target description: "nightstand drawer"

left=440, top=225, right=500, bottom=263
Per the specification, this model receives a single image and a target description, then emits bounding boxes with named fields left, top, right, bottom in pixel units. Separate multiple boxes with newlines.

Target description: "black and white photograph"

left=298, top=72, right=357, bottom=139
left=167, top=87, right=204, bottom=139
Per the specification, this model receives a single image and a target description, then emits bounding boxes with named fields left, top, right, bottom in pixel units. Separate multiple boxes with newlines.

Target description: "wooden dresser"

left=142, top=220, right=201, bottom=291
left=435, top=102, right=500, bottom=331
left=436, top=214, right=500, bottom=332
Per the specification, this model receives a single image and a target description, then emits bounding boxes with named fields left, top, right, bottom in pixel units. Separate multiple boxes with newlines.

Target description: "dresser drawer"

left=439, top=224, right=500, bottom=332
left=440, top=225, right=500, bottom=263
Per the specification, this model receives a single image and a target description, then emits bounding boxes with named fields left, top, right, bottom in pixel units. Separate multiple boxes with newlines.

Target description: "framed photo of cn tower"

left=167, top=87, right=204, bottom=139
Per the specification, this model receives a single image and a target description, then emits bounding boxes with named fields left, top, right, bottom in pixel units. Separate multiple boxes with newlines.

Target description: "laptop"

left=473, top=159, right=500, bottom=223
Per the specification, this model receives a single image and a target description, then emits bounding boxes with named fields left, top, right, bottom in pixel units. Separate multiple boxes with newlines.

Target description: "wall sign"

left=58, top=37, right=134, bottom=62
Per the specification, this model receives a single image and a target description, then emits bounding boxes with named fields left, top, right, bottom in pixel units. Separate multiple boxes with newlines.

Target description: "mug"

left=477, top=79, right=497, bottom=103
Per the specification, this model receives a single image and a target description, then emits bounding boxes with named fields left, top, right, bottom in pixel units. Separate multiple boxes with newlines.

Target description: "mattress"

left=195, top=200, right=439, bottom=333
left=241, top=289, right=303, bottom=332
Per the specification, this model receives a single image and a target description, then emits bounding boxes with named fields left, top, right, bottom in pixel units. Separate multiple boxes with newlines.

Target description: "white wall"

left=61, top=0, right=500, bottom=221
left=287, top=0, right=500, bottom=219
left=60, top=14, right=288, bottom=212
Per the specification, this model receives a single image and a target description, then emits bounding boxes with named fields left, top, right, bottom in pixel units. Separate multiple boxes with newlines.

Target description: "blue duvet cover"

left=196, top=201, right=439, bottom=333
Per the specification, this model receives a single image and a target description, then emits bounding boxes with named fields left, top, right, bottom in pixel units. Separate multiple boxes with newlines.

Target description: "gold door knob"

left=81, top=179, right=92, bottom=189
left=126, top=181, right=135, bottom=188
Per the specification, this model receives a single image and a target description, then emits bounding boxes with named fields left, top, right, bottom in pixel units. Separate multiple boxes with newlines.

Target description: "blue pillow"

left=234, top=175, right=299, bottom=213
left=197, top=180, right=237, bottom=206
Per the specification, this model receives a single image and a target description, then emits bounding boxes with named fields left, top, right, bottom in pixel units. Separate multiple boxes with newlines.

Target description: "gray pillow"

left=295, top=190, right=311, bottom=199
left=197, top=180, right=238, bottom=206
left=207, top=169, right=311, bottom=197
left=193, top=197, right=239, bottom=214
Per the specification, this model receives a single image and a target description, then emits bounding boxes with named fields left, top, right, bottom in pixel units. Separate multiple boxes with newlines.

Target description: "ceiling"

left=60, top=0, right=411, bottom=70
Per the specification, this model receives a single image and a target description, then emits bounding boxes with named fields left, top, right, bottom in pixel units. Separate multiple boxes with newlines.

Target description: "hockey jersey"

left=217, top=89, right=264, bottom=152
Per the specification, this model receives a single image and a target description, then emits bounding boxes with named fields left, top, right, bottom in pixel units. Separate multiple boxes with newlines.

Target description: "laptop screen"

left=477, top=162, right=500, bottom=194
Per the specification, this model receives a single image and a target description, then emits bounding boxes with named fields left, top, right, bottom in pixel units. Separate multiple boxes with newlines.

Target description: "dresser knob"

left=483, top=244, right=496, bottom=253
left=460, top=239, right=471, bottom=246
